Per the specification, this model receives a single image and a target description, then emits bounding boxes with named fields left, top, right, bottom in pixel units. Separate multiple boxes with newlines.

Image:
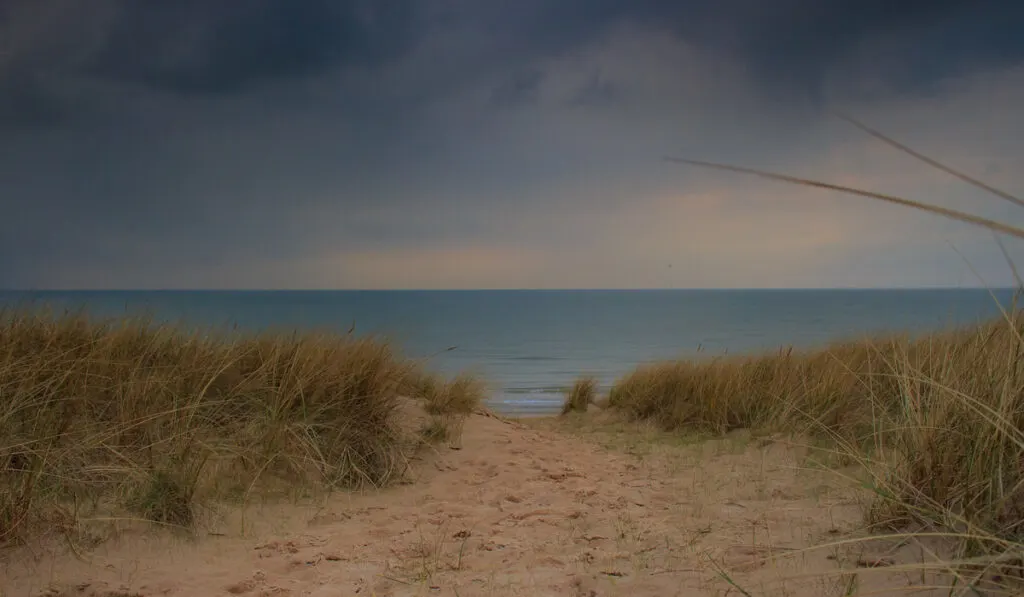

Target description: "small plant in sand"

left=417, top=373, right=485, bottom=417
left=562, top=376, right=598, bottom=415
left=405, top=370, right=484, bottom=448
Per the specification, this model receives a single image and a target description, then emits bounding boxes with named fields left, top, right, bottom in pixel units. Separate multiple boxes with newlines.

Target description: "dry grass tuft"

left=0, top=309, right=482, bottom=546
left=609, top=314, right=1024, bottom=538
left=404, top=370, right=485, bottom=448
left=561, top=376, right=597, bottom=415
left=413, top=373, right=486, bottom=417
left=609, top=317, right=1023, bottom=441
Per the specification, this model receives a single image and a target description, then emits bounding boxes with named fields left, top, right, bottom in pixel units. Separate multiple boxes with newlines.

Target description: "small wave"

left=504, top=355, right=566, bottom=362
left=485, top=397, right=563, bottom=415
left=502, top=386, right=568, bottom=395
left=489, top=405, right=562, bottom=416
left=491, top=395, right=560, bottom=403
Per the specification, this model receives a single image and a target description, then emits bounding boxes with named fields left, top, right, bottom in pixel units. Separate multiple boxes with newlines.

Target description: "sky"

left=2, top=0, right=1024, bottom=290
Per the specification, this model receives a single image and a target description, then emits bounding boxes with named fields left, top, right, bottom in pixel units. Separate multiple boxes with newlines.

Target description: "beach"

left=1, top=404, right=942, bottom=597
left=2, top=298, right=1022, bottom=597
left=4, top=2, right=1023, bottom=594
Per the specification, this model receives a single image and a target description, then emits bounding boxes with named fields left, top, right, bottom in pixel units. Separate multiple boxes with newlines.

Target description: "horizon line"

left=2, top=286, right=1019, bottom=293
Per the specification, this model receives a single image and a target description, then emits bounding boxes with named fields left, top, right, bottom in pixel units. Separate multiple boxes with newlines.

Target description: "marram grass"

left=608, top=313, right=1024, bottom=540
left=562, top=376, right=598, bottom=415
left=657, top=114, right=1024, bottom=591
left=0, top=309, right=483, bottom=545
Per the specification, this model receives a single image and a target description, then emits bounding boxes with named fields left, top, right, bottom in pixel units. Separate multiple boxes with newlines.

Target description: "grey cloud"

left=2, top=0, right=1024, bottom=289
left=0, top=0, right=1019, bottom=134
left=698, top=0, right=1024, bottom=96
left=83, top=0, right=423, bottom=94
left=568, top=70, right=621, bottom=108
left=489, top=69, right=544, bottom=108
left=0, top=0, right=425, bottom=132
left=0, top=72, right=74, bottom=129
left=0, top=0, right=423, bottom=92
left=7, top=0, right=1021, bottom=100
left=440, top=0, right=1024, bottom=100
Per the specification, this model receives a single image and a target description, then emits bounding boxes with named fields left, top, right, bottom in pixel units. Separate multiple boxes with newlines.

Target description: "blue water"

left=0, top=289, right=1017, bottom=415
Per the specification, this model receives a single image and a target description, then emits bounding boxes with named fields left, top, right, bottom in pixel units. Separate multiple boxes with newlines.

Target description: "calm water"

left=0, top=289, right=1017, bottom=415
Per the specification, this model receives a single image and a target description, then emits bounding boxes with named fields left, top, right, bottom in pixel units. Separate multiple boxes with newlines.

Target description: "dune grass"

left=609, top=311, right=1024, bottom=536
left=406, top=370, right=487, bottom=447
left=624, top=114, right=1024, bottom=589
left=561, top=376, right=598, bottom=415
left=609, top=313, right=1022, bottom=436
left=413, top=372, right=487, bottom=418
left=0, top=309, right=482, bottom=546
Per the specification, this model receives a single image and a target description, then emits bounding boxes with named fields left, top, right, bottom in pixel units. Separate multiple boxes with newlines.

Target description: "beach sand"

left=1, top=407, right=959, bottom=597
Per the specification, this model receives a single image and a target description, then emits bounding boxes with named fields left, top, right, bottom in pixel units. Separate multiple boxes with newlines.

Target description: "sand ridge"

left=1, top=411, right=951, bottom=597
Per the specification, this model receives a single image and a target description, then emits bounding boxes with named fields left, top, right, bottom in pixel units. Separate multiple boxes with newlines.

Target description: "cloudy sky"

left=2, top=0, right=1023, bottom=289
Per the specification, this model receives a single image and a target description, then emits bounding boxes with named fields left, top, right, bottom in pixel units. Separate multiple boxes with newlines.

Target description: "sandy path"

left=1, top=411, right=950, bottom=597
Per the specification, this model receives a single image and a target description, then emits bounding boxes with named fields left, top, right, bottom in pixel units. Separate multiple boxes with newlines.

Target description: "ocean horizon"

left=2, top=288, right=1018, bottom=416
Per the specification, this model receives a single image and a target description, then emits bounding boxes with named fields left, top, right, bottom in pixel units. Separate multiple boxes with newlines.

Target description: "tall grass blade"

left=663, top=156, right=1024, bottom=240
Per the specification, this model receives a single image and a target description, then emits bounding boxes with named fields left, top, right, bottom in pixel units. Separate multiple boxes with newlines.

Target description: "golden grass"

left=561, top=376, right=598, bottom=415
left=609, top=312, right=1024, bottom=531
left=414, top=372, right=487, bottom=417
left=654, top=113, right=1024, bottom=591
left=406, top=371, right=486, bottom=448
left=0, top=309, right=482, bottom=545
left=610, top=316, right=1021, bottom=436
left=603, top=317, right=1024, bottom=594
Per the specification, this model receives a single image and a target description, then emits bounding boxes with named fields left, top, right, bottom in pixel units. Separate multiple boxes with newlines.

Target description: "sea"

left=0, top=289, right=1017, bottom=416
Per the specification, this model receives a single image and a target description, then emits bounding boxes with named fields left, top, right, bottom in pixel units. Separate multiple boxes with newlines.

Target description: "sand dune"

left=1, top=410, right=961, bottom=597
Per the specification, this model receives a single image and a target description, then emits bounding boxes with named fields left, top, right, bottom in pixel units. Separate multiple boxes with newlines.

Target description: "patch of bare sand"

left=0, top=410, right=970, bottom=597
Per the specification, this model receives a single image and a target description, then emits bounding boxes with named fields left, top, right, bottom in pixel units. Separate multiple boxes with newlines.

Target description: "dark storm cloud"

left=83, top=0, right=422, bottom=94
left=1, top=0, right=1023, bottom=289
left=0, top=0, right=1011, bottom=130
left=0, top=0, right=422, bottom=91
left=685, top=0, right=1024, bottom=95
left=496, top=0, right=1024, bottom=98
left=355, top=0, right=1010, bottom=109
left=2, top=0, right=1021, bottom=114
left=0, top=0, right=424, bottom=130
left=0, top=71, right=75, bottom=129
